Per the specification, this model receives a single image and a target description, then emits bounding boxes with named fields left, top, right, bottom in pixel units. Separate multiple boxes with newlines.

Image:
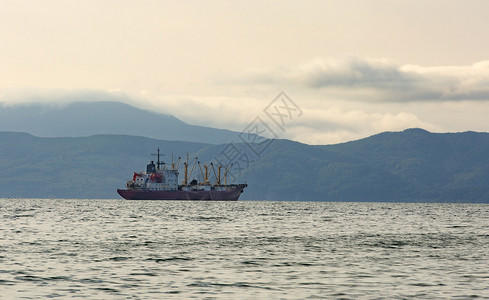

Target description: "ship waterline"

left=117, top=184, right=247, bottom=201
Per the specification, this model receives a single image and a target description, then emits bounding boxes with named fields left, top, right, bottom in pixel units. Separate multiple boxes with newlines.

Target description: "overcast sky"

left=1, top=0, right=489, bottom=144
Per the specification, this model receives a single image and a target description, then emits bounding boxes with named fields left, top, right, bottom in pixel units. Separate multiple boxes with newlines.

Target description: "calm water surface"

left=0, top=199, right=488, bottom=299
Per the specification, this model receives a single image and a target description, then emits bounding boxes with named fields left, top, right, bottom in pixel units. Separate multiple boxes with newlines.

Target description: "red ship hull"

left=117, top=184, right=247, bottom=201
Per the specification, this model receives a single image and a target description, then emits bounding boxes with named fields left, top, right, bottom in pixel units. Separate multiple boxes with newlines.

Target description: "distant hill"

left=1, top=129, right=488, bottom=202
left=0, top=132, right=208, bottom=198
left=321, top=128, right=489, bottom=202
left=0, top=101, right=244, bottom=144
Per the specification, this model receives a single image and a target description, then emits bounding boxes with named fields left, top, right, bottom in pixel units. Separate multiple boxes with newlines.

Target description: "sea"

left=0, top=199, right=488, bottom=299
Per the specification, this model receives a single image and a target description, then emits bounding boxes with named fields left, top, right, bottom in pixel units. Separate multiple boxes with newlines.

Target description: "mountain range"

left=1, top=100, right=488, bottom=202
left=0, top=129, right=488, bottom=202
left=0, top=101, right=243, bottom=144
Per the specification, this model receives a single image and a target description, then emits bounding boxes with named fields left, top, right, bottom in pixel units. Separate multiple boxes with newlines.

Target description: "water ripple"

left=0, top=199, right=488, bottom=298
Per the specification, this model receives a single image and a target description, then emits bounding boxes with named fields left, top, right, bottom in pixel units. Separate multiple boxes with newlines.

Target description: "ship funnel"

left=147, top=161, right=156, bottom=173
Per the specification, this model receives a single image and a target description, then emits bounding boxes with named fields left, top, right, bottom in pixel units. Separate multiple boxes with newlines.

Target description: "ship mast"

left=183, top=154, right=198, bottom=186
left=204, top=164, right=209, bottom=183
left=175, top=156, right=181, bottom=170
left=151, top=148, right=165, bottom=170
left=218, top=165, right=221, bottom=185
left=198, top=162, right=210, bottom=184
left=184, top=154, right=188, bottom=185
left=188, top=157, right=198, bottom=184
left=198, top=162, right=204, bottom=183
left=211, top=163, right=222, bottom=186
left=224, top=163, right=233, bottom=187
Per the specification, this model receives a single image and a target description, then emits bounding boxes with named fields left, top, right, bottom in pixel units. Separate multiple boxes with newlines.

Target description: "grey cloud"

left=300, top=56, right=420, bottom=90
left=238, top=56, right=489, bottom=102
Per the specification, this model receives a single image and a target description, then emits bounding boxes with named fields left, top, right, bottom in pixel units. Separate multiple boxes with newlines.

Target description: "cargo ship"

left=117, top=149, right=247, bottom=200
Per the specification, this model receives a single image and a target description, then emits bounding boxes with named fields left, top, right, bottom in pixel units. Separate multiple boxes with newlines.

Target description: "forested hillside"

left=1, top=129, right=488, bottom=202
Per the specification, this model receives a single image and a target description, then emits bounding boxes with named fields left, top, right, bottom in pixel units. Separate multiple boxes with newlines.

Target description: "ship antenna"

left=151, top=148, right=165, bottom=170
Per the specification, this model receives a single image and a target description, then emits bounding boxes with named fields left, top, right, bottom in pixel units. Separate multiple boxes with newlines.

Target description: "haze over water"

left=1, top=199, right=488, bottom=298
